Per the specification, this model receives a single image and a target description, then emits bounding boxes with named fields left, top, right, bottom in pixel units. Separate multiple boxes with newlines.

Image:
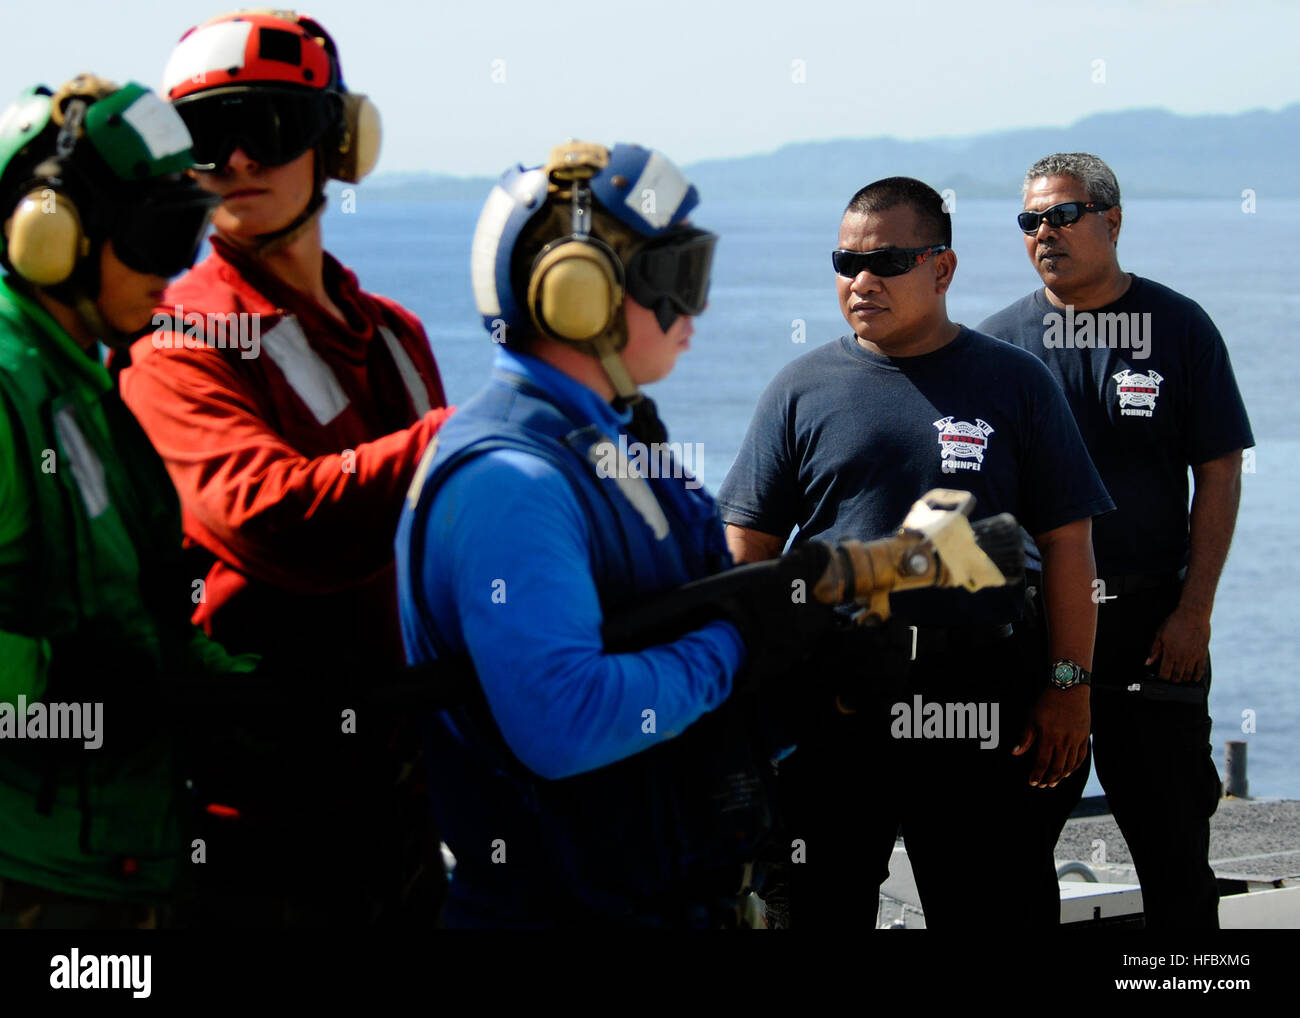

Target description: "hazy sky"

left=4, top=0, right=1296, bottom=175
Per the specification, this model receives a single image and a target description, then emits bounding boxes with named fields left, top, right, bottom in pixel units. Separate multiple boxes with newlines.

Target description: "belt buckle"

left=908, top=625, right=918, bottom=662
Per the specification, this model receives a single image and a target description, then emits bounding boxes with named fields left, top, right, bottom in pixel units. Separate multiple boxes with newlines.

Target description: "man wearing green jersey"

left=0, top=74, right=254, bottom=928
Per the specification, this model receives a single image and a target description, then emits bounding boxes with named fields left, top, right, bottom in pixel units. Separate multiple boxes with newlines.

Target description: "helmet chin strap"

left=593, top=333, right=638, bottom=404
left=219, top=191, right=327, bottom=258
left=31, top=239, right=132, bottom=351
left=74, top=274, right=156, bottom=352
left=219, top=141, right=331, bottom=258
left=72, top=292, right=111, bottom=342
left=61, top=288, right=129, bottom=351
left=592, top=332, right=669, bottom=446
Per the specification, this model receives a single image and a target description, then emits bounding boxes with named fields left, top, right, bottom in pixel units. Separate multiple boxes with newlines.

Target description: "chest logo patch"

left=934, top=417, right=994, bottom=473
left=1113, top=369, right=1163, bottom=417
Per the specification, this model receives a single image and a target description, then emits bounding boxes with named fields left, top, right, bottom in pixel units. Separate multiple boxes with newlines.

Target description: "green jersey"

left=0, top=275, right=255, bottom=902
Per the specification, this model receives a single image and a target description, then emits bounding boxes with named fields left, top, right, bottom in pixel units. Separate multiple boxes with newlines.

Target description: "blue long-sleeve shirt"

left=409, top=348, right=744, bottom=780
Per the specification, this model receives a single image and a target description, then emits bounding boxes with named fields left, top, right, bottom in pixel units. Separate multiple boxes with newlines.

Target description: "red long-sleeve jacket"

left=120, top=238, right=453, bottom=672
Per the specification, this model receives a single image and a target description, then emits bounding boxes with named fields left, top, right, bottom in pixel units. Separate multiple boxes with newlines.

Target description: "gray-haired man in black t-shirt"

left=718, top=177, right=1114, bottom=928
left=979, top=153, right=1254, bottom=930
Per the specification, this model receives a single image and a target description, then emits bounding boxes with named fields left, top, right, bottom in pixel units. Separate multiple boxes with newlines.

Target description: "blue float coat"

left=397, top=347, right=744, bottom=780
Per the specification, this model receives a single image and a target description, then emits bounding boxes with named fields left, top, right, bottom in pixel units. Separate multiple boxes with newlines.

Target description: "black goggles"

left=626, top=228, right=717, bottom=331
left=831, top=244, right=948, bottom=278
left=1017, top=201, right=1113, bottom=234
left=110, top=178, right=219, bottom=278
left=174, top=88, right=338, bottom=171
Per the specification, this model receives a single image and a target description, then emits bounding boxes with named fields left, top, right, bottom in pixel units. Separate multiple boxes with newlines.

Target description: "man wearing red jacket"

left=119, top=11, right=452, bottom=926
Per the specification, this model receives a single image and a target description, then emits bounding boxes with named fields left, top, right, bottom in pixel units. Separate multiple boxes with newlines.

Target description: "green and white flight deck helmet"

left=0, top=74, right=219, bottom=346
left=470, top=140, right=717, bottom=434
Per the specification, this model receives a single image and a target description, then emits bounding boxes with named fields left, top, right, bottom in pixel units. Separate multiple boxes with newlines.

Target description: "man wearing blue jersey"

left=395, top=141, right=795, bottom=927
left=719, top=177, right=1114, bottom=928
left=980, top=153, right=1254, bottom=929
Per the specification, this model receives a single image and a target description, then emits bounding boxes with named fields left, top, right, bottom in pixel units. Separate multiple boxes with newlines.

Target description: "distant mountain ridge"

left=349, top=104, right=1300, bottom=201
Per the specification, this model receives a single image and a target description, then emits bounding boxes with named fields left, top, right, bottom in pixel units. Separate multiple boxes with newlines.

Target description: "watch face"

left=1054, top=662, right=1075, bottom=684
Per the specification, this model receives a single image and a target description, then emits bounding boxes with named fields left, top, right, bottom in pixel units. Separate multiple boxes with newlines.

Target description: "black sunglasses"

left=174, top=88, right=339, bottom=172
left=1017, top=201, right=1113, bottom=235
left=831, top=244, right=948, bottom=278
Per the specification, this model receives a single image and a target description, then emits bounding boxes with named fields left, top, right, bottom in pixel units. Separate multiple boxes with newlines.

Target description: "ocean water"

left=325, top=196, right=1299, bottom=798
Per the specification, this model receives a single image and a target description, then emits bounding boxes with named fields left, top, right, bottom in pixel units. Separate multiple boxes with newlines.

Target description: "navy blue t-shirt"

left=717, top=327, right=1115, bottom=625
left=979, top=276, right=1254, bottom=576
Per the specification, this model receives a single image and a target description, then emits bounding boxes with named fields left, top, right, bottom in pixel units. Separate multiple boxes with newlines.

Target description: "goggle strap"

left=571, top=181, right=592, bottom=239
left=55, top=99, right=87, bottom=159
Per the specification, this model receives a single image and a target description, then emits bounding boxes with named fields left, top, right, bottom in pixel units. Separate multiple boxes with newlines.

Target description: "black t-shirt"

left=979, top=276, right=1254, bottom=576
left=717, top=327, right=1114, bottom=625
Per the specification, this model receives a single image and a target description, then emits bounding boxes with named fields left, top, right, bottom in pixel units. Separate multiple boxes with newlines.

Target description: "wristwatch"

left=1049, top=659, right=1091, bottom=690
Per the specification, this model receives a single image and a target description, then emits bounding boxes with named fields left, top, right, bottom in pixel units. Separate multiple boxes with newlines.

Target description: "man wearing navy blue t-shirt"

left=718, top=177, right=1114, bottom=929
left=979, top=153, right=1254, bottom=930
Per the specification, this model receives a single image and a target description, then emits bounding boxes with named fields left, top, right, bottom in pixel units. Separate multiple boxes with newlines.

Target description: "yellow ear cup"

left=529, top=240, right=623, bottom=342
left=49, top=73, right=118, bottom=124
left=333, top=93, right=381, bottom=183
left=4, top=188, right=88, bottom=286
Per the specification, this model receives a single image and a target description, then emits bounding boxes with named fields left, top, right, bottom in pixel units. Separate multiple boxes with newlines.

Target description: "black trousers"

left=1091, top=580, right=1222, bottom=930
left=774, top=633, right=1062, bottom=929
left=174, top=696, right=447, bottom=929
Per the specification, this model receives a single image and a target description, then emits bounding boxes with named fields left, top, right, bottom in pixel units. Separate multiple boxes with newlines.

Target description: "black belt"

left=1095, top=677, right=1208, bottom=704
left=1097, top=569, right=1186, bottom=597
left=890, top=622, right=1014, bottom=661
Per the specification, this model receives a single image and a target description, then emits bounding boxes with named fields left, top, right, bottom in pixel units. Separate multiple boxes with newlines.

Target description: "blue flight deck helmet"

left=469, top=141, right=716, bottom=405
